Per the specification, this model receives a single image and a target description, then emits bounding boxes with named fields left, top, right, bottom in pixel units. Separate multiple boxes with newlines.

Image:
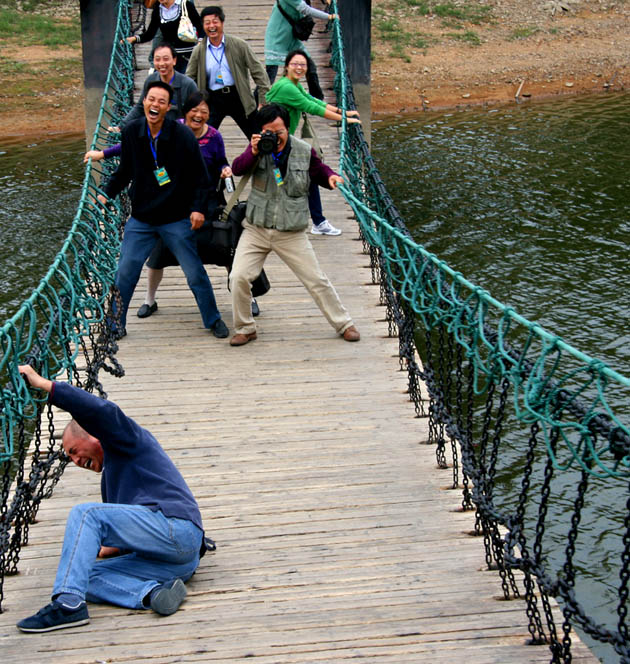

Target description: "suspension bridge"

left=1, top=1, right=628, bottom=662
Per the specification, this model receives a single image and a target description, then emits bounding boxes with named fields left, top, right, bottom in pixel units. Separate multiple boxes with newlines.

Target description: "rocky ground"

left=0, top=0, right=628, bottom=137
left=371, top=0, right=629, bottom=114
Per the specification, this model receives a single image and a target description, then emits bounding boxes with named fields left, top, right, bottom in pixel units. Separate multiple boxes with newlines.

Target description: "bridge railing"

left=329, top=6, right=629, bottom=663
left=0, top=0, right=139, bottom=612
left=0, top=2, right=628, bottom=661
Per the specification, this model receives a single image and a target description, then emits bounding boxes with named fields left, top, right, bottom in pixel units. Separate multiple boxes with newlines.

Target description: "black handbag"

left=196, top=200, right=247, bottom=267
left=196, top=164, right=255, bottom=267
left=251, top=268, right=271, bottom=297
left=276, top=0, right=315, bottom=41
left=198, top=161, right=272, bottom=298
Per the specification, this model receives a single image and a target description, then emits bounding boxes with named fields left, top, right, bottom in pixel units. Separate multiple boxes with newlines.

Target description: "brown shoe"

left=230, top=331, right=257, bottom=347
left=342, top=325, right=360, bottom=342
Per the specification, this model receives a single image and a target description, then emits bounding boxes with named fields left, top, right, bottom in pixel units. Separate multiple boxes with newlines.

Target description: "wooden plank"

left=0, top=1, right=598, bottom=663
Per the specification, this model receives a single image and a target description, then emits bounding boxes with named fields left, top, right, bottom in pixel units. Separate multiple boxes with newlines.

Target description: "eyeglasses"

left=289, top=62, right=307, bottom=69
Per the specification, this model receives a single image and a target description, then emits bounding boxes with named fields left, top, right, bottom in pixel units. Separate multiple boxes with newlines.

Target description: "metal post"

left=338, top=0, right=371, bottom=146
left=79, top=0, right=119, bottom=148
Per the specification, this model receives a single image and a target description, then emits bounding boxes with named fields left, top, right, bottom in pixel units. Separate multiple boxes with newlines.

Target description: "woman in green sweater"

left=266, top=49, right=360, bottom=235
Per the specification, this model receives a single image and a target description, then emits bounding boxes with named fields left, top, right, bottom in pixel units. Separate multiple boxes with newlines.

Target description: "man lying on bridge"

left=16, top=365, right=210, bottom=633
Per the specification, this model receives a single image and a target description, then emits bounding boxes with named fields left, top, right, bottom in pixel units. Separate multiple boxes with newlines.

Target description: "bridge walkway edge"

left=0, top=1, right=597, bottom=661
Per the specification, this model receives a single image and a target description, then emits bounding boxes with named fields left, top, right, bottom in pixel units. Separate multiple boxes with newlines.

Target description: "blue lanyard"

left=271, top=150, right=283, bottom=167
left=209, top=43, right=225, bottom=67
left=147, top=125, right=162, bottom=168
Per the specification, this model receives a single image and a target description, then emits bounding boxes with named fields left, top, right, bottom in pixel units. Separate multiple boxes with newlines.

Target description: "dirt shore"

left=0, top=0, right=628, bottom=138
left=370, top=0, right=629, bottom=115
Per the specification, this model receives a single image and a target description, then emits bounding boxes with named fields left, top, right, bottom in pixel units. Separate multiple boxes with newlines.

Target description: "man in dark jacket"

left=98, top=80, right=228, bottom=338
left=15, top=365, right=209, bottom=633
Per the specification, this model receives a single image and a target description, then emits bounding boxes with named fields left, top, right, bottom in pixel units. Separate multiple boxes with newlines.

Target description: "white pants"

left=229, top=224, right=354, bottom=335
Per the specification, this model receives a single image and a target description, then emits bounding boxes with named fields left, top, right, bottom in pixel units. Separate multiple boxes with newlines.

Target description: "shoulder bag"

left=177, top=1, right=198, bottom=43
left=195, top=159, right=271, bottom=297
left=276, top=1, right=315, bottom=41
left=301, top=112, right=323, bottom=159
left=200, top=167, right=254, bottom=266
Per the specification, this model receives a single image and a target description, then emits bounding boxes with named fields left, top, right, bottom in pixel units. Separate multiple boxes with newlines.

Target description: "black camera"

left=258, top=130, right=278, bottom=155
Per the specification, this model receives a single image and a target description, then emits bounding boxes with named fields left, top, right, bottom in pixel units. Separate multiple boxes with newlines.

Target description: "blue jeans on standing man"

left=115, top=216, right=221, bottom=330
left=307, top=181, right=326, bottom=225
left=52, top=503, right=202, bottom=609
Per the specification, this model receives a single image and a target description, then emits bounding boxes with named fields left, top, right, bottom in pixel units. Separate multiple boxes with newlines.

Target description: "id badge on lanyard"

left=272, top=167, right=284, bottom=187
left=212, top=44, right=225, bottom=86
left=154, top=166, right=171, bottom=186
left=271, top=152, right=284, bottom=187
left=148, top=127, right=171, bottom=186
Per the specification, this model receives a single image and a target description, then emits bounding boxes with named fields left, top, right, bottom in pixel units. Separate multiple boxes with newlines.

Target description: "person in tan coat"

left=186, top=5, right=270, bottom=138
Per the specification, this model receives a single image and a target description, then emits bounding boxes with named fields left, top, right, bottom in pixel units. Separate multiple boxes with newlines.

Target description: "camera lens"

left=258, top=130, right=278, bottom=155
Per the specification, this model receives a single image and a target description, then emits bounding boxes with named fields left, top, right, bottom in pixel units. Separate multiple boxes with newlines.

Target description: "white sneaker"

left=311, top=219, right=342, bottom=236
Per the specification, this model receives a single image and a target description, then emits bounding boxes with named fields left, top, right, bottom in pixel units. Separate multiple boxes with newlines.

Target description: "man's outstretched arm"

left=18, top=365, right=52, bottom=392
left=19, top=366, right=145, bottom=453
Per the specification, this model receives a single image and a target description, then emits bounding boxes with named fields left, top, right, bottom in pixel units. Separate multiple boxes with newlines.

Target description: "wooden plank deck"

left=0, top=1, right=597, bottom=662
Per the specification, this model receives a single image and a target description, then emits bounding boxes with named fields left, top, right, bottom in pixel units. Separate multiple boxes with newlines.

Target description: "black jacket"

left=104, top=116, right=210, bottom=225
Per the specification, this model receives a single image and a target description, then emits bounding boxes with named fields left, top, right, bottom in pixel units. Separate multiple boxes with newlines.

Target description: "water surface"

left=372, top=92, right=630, bottom=374
left=0, top=133, right=85, bottom=322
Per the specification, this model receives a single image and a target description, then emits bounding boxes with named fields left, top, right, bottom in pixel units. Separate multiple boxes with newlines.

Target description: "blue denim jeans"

left=115, top=217, right=221, bottom=329
left=308, top=181, right=325, bottom=225
left=52, top=503, right=202, bottom=609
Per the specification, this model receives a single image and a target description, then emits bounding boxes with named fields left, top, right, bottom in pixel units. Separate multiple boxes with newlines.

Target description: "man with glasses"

left=227, top=103, right=360, bottom=346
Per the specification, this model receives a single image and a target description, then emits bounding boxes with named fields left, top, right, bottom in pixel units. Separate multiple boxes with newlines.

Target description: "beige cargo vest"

left=246, top=137, right=312, bottom=232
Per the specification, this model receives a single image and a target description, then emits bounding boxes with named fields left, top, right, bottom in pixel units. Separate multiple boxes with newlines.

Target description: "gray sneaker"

left=149, top=578, right=187, bottom=616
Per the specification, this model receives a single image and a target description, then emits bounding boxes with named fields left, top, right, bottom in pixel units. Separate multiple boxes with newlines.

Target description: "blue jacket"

left=50, top=382, right=203, bottom=532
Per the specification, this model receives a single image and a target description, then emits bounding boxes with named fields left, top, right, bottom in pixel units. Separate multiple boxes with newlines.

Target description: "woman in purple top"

left=85, top=92, right=257, bottom=319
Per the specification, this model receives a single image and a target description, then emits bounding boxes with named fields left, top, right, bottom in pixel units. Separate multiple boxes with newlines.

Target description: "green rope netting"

left=327, top=7, right=630, bottom=481
left=0, top=0, right=136, bottom=464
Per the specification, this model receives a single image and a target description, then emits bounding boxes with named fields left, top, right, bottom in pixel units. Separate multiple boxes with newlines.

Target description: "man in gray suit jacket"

left=186, top=6, right=270, bottom=138
left=122, top=43, right=198, bottom=128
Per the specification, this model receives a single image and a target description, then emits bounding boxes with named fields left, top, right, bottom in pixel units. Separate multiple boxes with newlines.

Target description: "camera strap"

left=221, top=156, right=261, bottom=220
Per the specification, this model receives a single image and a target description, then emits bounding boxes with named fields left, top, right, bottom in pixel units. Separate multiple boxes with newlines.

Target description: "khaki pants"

left=229, top=224, right=353, bottom=336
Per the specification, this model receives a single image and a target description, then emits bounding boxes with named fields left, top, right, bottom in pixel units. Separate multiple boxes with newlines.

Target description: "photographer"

left=227, top=104, right=360, bottom=347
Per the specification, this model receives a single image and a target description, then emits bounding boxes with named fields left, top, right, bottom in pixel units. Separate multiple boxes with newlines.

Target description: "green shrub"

left=0, top=9, right=80, bottom=47
left=509, top=26, right=540, bottom=40
left=447, top=30, right=482, bottom=46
